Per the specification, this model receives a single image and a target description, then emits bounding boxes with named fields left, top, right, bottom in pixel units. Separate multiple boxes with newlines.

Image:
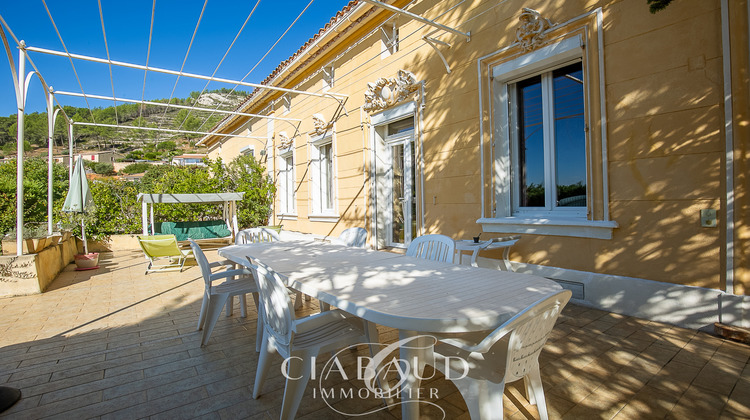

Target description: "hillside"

left=0, top=89, right=248, bottom=160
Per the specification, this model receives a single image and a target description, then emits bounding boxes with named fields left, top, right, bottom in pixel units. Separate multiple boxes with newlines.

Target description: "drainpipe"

left=720, top=0, right=735, bottom=294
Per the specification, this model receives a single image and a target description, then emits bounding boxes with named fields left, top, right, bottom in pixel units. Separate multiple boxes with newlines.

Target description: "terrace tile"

left=0, top=249, right=748, bottom=419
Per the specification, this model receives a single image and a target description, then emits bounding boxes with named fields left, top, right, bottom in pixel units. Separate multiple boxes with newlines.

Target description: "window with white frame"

left=310, top=135, right=336, bottom=218
left=510, top=61, right=586, bottom=217
left=278, top=150, right=295, bottom=214
left=240, top=145, right=255, bottom=157
left=484, top=32, right=617, bottom=239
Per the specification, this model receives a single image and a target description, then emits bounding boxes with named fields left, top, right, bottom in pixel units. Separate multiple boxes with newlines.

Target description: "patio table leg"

left=398, top=330, right=434, bottom=420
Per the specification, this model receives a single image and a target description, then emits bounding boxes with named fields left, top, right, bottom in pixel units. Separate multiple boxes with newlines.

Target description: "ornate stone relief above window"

left=515, top=8, right=554, bottom=52
left=363, top=69, right=420, bottom=113
left=277, top=131, right=293, bottom=150
left=311, top=113, right=333, bottom=136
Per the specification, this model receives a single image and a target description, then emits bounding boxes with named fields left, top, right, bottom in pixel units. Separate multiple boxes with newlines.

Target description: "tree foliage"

left=0, top=158, right=69, bottom=236
left=647, top=0, right=673, bottom=13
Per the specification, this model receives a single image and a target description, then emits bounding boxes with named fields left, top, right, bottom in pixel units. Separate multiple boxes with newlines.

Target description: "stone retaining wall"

left=0, top=237, right=78, bottom=298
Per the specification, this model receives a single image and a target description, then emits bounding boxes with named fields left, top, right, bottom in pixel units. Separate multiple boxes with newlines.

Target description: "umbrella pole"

left=81, top=219, right=88, bottom=255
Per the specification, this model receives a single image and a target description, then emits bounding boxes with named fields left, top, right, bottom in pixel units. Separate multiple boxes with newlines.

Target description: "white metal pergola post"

left=15, top=43, right=25, bottom=256
left=68, top=123, right=74, bottom=180
left=46, top=88, right=62, bottom=235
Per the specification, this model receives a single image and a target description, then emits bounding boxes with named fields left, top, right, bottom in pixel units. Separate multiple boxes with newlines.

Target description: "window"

left=511, top=62, right=586, bottom=217
left=240, top=146, right=255, bottom=157
left=279, top=151, right=295, bottom=214
left=481, top=32, right=617, bottom=239
left=310, top=135, right=336, bottom=219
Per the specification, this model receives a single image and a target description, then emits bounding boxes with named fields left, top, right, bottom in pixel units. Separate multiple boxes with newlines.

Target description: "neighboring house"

left=171, top=154, right=207, bottom=166
left=54, top=150, right=124, bottom=167
left=198, top=0, right=749, bottom=330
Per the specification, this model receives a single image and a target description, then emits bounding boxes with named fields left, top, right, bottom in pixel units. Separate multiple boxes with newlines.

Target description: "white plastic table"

left=218, top=241, right=561, bottom=419
left=455, top=235, right=521, bottom=270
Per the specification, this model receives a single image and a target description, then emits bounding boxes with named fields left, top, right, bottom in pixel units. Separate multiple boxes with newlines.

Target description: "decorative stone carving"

left=277, top=131, right=293, bottom=150
left=311, top=113, right=332, bottom=136
left=363, top=69, right=420, bottom=113
left=515, top=8, right=553, bottom=52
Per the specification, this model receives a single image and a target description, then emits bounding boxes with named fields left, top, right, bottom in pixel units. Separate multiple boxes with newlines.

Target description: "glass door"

left=385, top=120, right=415, bottom=248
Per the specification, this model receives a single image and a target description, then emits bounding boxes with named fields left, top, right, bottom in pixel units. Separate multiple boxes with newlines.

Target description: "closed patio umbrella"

left=62, top=156, right=94, bottom=255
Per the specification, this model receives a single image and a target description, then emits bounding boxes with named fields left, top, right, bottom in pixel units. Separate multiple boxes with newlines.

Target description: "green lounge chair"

left=137, top=234, right=194, bottom=274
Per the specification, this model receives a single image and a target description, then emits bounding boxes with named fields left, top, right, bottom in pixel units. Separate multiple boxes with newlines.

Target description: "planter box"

left=2, top=236, right=56, bottom=255
left=0, top=236, right=78, bottom=297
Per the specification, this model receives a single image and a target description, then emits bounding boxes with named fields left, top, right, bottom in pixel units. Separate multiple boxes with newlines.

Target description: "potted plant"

left=60, top=212, right=100, bottom=270
left=62, top=156, right=100, bottom=271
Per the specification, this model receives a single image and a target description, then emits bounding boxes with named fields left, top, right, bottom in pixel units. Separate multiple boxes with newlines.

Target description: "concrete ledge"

left=78, top=234, right=141, bottom=252
left=0, top=237, right=78, bottom=298
left=476, top=256, right=749, bottom=331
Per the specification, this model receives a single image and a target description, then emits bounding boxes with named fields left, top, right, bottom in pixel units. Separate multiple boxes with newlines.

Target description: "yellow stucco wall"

left=206, top=0, right=747, bottom=295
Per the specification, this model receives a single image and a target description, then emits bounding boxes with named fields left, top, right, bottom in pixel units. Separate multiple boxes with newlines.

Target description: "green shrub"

left=0, top=155, right=275, bottom=240
left=121, top=162, right=153, bottom=174
left=0, top=157, right=69, bottom=236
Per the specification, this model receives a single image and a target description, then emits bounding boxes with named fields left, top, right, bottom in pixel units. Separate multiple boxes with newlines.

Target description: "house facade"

left=199, top=0, right=749, bottom=329
left=170, top=154, right=208, bottom=166
left=54, top=150, right=124, bottom=167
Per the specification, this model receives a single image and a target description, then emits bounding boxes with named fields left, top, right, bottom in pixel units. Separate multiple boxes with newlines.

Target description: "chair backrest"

left=188, top=239, right=212, bottom=288
left=334, top=227, right=367, bottom=248
left=247, top=258, right=295, bottom=349
left=138, top=234, right=182, bottom=258
left=236, top=227, right=281, bottom=245
left=478, top=289, right=571, bottom=382
left=405, top=234, right=456, bottom=263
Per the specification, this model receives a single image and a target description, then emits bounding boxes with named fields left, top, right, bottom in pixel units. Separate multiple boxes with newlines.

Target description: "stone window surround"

left=478, top=10, right=617, bottom=240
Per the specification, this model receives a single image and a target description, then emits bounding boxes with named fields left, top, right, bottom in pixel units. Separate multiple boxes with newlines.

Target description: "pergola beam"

left=54, top=90, right=302, bottom=122
left=24, top=45, right=349, bottom=100
left=72, top=121, right=266, bottom=140
left=361, top=0, right=470, bottom=42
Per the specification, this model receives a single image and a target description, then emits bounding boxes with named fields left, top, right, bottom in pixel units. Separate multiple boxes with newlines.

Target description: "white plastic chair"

left=432, top=289, right=572, bottom=420
left=236, top=227, right=303, bottom=310
left=189, top=240, right=262, bottom=348
left=406, top=234, right=456, bottom=263
left=321, top=227, right=368, bottom=311
left=236, top=227, right=281, bottom=244
left=330, top=227, right=367, bottom=248
left=249, top=259, right=378, bottom=419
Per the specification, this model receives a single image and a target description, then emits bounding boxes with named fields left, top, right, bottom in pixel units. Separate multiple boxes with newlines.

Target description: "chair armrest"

left=209, top=268, right=252, bottom=282
left=293, top=309, right=353, bottom=333
left=209, top=260, right=234, bottom=269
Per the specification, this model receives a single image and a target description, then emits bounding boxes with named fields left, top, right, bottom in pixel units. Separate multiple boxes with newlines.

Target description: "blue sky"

left=0, top=0, right=350, bottom=117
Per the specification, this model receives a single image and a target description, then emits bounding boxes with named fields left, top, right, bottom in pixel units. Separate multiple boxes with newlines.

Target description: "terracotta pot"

left=74, top=252, right=99, bottom=270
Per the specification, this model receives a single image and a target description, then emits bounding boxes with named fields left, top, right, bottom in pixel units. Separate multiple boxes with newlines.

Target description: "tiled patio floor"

left=1, top=250, right=748, bottom=419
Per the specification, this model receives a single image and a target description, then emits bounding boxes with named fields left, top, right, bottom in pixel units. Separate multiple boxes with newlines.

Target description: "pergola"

left=137, top=192, right=245, bottom=238
left=0, top=0, right=469, bottom=257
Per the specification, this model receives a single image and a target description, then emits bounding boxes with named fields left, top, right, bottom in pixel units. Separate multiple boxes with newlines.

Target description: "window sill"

left=277, top=213, right=298, bottom=221
left=477, top=217, right=618, bottom=240
left=308, top=214, right=340, bottom=223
